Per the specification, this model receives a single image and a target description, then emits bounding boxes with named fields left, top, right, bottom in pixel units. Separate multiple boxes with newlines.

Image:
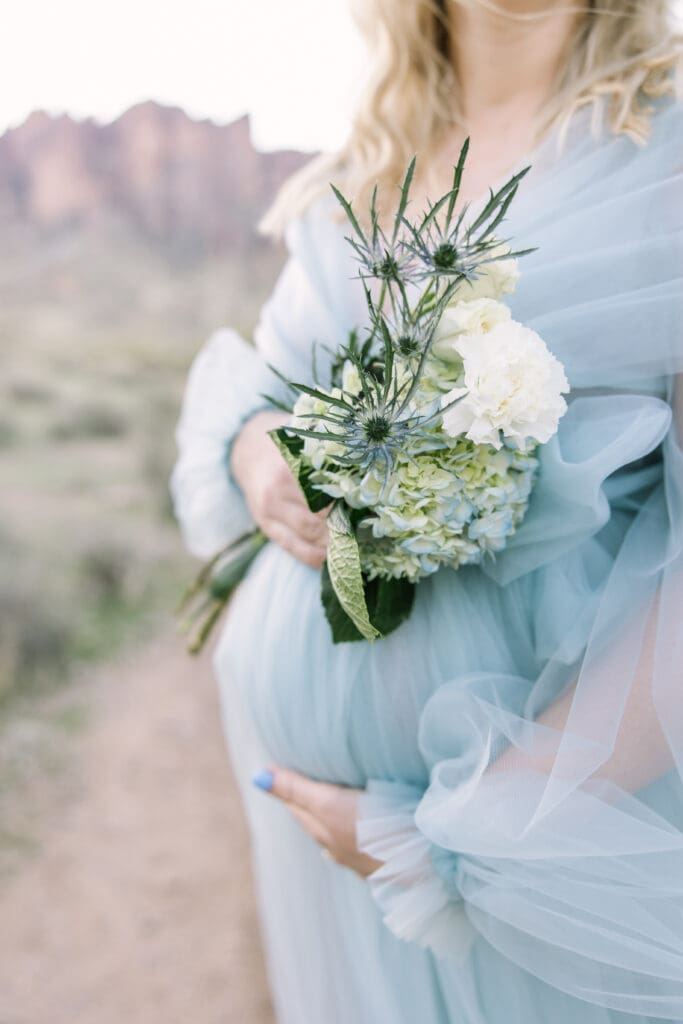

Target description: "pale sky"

left=1, top=0, right=365, bottom=152
left=3, top=2, right=683, bottom=153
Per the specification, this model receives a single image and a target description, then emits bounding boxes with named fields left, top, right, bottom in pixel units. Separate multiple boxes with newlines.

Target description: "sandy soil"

left=0, top=634, right=275, bottom=1024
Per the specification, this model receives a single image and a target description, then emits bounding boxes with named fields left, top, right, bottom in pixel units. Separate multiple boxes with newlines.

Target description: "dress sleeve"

left=357, top=377, right=683, bottom=1017
left=170, top=206, right=346, bottom=559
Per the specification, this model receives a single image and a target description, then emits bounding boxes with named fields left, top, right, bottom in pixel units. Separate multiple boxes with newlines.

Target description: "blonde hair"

left=259, top=0, right=683, bottom=238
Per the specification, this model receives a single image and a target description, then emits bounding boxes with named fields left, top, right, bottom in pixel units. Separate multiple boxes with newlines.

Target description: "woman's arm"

left=489, top=589, right=674, bottom=792
left=171, top=208, right=345, bottom=561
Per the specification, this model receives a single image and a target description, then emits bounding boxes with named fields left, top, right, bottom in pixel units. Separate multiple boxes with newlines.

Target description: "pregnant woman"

left=171, top=2, right=683, bottom=1022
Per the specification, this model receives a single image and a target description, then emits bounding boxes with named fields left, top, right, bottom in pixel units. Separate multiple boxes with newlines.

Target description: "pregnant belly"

left=214, top=541, right=534, bottom=787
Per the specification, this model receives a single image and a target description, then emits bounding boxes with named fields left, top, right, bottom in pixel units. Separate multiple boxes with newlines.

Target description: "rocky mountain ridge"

left=0, top=102, right=312, bottom=253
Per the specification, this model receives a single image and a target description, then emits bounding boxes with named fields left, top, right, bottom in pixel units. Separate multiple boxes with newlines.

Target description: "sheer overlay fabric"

left=171, top=97, right=683, bottom=1022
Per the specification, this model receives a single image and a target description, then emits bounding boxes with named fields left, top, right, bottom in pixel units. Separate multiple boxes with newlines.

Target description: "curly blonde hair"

left=259, top=0, right=683, bottom=237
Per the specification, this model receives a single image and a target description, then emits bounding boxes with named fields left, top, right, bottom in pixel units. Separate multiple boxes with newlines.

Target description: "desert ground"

left=0, top=632, right=275, bottom=1024
left=0, top=123, right=293, bottom=1022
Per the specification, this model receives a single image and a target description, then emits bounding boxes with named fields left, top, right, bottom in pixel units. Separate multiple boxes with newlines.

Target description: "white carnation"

left=341, top=360, right=363, bottom=396
left=462, top=252, right=520, bottom=302
left=432, top=298, right=511, bottom=362
left=440, top=320, right=569, bottom=449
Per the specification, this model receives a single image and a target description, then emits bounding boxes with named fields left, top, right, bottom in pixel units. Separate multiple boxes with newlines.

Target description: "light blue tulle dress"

left=171, top=96, right=683, bottom=1024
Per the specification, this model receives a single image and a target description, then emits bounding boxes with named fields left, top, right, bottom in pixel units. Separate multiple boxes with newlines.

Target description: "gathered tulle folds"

left=357, top=98, right=683, bottom=1019
left=170, top=250, right=352, bottom=558
left=355, top=780, right=475, bottom=960
left=172, top=96, right=683, bottom=1023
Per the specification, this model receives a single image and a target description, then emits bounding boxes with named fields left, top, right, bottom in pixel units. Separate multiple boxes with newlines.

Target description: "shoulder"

left=531, top=94, right=683, bottom=226
left=621, top=95, right=683, bottom=229
left=578, top=94, right=683, bottom=193
left=281, top=181, right=355, bottom=306
left=284, top=190, right=341, bottom=253
left=278, top=181, right=368, bottom=333
left=639, top=95, right=683, bottom=174
left=648, top=92, right=683, bottom=138
left=261, top=149, right=348, bottom=243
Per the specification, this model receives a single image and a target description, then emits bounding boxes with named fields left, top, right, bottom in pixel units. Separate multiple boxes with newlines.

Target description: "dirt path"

left=0, top=634, right=275, bottom=1024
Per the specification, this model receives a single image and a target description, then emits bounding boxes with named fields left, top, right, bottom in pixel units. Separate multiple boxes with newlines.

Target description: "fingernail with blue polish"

left=252, top=769, right=274, bottom=792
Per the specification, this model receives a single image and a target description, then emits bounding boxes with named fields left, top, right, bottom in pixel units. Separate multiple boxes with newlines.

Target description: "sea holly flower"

left=330, top=162, right=417, bottom=287
left=399, top=140, right=534, bottom=286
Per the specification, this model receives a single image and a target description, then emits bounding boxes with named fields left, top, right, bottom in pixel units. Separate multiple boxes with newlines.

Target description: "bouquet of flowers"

left=178, top=140, right=569, bottom=650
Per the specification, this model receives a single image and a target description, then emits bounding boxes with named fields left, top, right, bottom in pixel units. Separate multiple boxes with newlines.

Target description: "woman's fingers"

left=282, top=802, right=333, bottom=851
left=249, top=443, right=332, bottom=566
left=234, top=412, right=333, bottom=570
left=275, top=503, right=329, bottom=544
left=262, top=495, right=329, bottom=566
left=253, top=766, right=384, bottom=877
left=274, top=477, right=330, bottom=529
left=267, top=766, right=331, bottom=814
left=267, top=520, right=327, bottom=569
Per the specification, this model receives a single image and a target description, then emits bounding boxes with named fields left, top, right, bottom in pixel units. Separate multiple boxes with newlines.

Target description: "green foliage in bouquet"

left=179, top=140, right=541, bottom=651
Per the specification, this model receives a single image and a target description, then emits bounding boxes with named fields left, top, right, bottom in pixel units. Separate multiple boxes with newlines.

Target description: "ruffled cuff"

left=356, top=779, right=475, bottom=962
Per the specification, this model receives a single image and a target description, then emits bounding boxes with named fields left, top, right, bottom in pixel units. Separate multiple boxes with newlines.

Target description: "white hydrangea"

left=440, top=320, right=569, bottom=449
left=311, top=436, right=537, bottom=583
left=292, top=390, right=345, bottom=469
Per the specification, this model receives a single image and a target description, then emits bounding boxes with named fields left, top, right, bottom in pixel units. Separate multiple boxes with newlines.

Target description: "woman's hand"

left=230, top=409, right=329, bottom=569
left=252, top=765, right=384, bottom=879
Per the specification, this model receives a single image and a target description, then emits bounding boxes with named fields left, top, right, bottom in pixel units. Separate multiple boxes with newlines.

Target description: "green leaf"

left=283, top=425, right=345, bottom=443
left=467, top=166, right=530, bottom=237
left=330, top=183, right=367, bottom=244
left=325, top=504, right=379, bottom=643
left=265, top=362, right=299, bottom=394
left=320, top=564, right=416, bottom=644
left=365, top=576, right=415, bottom=636
left=393, top=154, right=416, bottom=243
left=259, top=392, right=293, bottom=414
left=320, top=562, right=365, bottom=642
left=446, top=137, right=470, bottom=224
left=208, top=531, right=268, bottom=599
left=176, top=530, right=269, bottom=654
left=299, top=470, right=333, bottom=513
left=289, top=380, right=354, bottom=411
left=370, top=183, right=380, bottom=247
left=269, top=428, right=331, bottom=513
left=269, top=427, right=303, bottom=476
left=417, top=188, right=461, bottom=234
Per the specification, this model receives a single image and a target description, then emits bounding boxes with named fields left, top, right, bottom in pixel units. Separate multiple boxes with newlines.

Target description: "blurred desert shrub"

left=0, top=533, right=184, bottom=700
left=141, top=388, right=183, bottom=520
left=48, top=403, right=128, bottom=441
left=0, top=585, right=71, bottom=699
left=0, top=417, right=18, bottom=448
left=8, top=378, right=55, bottom=404
left=0, top=227, right=285, bottom=703
left=0, top=543, right=71, bottom=699
left=79, top=543, right=131, bottom=604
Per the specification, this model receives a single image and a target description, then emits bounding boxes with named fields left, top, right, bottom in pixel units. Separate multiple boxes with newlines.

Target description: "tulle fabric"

left=171, top=96, right=683, bottom=1023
